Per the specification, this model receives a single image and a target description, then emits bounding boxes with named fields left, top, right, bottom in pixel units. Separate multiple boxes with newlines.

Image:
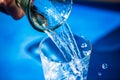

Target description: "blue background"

left=0, top=2, right=120, bottom=80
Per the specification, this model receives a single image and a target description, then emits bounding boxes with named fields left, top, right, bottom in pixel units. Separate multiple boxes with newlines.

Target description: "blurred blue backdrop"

left=0, top=1, right=120, bottom=80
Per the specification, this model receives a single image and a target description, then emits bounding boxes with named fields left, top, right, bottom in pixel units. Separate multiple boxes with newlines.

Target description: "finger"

left=0, top=0, right=4, bottom=4
left=1, top=0, right=25, bottom=20
left=0, top=1, right=9, bottom=15
left=0, top=6, right=9, bottom=14
left=6, top=0, right=25, bottom=20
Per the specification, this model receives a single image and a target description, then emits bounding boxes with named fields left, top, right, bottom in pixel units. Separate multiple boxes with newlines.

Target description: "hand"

left=0, top=0, right=24, bottom=20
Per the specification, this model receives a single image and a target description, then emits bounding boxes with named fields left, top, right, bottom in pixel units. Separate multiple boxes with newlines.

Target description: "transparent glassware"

left=39, top=35, right=92, bottom=80
left=16, top=0, right=72, bottom=32
left=16, top=0, right=81, bottom=60
left=16, top=0, right=92, bottom=80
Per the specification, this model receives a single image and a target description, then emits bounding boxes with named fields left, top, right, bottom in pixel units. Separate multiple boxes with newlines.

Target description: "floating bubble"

left=102, top=63, right=108, bottom=69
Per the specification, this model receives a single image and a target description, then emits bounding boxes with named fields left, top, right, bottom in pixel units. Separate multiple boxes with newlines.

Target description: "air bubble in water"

left=102, top=63, right=108, bottom=69
left=81, top=43, right=87, bottom=48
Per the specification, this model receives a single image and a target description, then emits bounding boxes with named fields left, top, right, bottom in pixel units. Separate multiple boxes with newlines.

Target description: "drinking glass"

left=39, top=35, right=92, bottom=80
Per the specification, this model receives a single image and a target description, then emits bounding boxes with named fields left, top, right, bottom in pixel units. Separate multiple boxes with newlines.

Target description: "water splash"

left=39, top=34, right=92, bottom=80
left=102, top=63, right=108, bottom=70
left=81, top=43, right=87, bottom=48
left=44, top=23, right=81, bottom=61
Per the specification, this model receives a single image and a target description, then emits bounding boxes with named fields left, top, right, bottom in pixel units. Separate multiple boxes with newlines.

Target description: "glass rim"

left=27, top=0, right=73, bottom=32
left=39, top=35, right=92, bottom=63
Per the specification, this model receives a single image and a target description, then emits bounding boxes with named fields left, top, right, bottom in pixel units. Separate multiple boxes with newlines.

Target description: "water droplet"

left=102, top=63, right=108, bottom=69
left=98, top=72, right=102, bottom=76
left=83, top=50, right=91, bottom=56
left=81, top=43, right=87, bottom=48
